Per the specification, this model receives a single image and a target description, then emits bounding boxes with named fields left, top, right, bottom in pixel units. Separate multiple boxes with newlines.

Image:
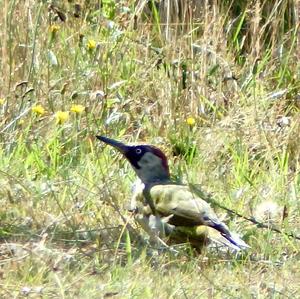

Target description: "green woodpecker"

left=97, top=136, right=250, bottom=251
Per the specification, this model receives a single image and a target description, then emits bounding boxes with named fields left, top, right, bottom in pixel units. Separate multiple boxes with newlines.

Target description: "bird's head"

left=96, top=136, right=170, bottom=184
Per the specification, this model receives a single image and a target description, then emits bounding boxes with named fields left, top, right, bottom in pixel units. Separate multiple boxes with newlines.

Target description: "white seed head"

left=254, top=200, right=281, bottom=222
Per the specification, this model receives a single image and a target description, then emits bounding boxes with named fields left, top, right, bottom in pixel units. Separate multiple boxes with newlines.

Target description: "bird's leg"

left=134, top=213, right=171, bottom=248
left=127, top=180, right=178, bottom=252
left=128, top=202, right=177, bottom=252
left=127, top=186, right=168, bottom=247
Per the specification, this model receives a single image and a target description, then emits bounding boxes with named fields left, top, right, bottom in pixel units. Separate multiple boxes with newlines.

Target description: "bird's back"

left=147, top=184, right=218, bottom=226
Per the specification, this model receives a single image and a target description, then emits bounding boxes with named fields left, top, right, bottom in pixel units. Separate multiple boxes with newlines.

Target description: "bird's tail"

left=203, top=228, right=242, bottom=251
left=168, top=225, right=249, bottom=251
left=212, top=223, right=250, bottom=250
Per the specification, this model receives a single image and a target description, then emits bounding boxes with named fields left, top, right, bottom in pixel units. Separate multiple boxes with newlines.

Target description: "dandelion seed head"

left=255, top=200, right=281, bottom=222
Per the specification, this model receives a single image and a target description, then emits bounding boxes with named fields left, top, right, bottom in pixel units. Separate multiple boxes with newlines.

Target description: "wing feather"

left=149, top=184, right=216, bottom=226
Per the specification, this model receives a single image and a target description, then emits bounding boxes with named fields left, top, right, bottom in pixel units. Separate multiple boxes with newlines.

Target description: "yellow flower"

left=186, top=117, right=196, bottom=126
left=32, top=105, right=46, bottom=116
left=50, top=24, right=60, bottom=34
left=0, top=98, right=5, bottom=105
left=87, top=39, right=96, bottom=50
left=70, top=104, right=85, bottom=114
left=55, top=111, right=69, bottom=124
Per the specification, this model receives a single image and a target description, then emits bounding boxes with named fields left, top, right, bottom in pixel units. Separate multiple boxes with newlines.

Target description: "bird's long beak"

left=96, top=135, right=129, bottom=154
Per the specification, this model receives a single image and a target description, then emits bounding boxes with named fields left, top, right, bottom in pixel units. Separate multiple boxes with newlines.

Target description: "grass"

left=0, top=0, right=300, bottom=297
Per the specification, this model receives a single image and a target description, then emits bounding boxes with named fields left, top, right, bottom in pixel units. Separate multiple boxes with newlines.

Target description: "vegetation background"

left=0, top=0, right=299, bottom=298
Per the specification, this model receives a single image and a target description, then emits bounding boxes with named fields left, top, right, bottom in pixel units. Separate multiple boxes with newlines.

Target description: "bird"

left=96, top=135, right=250, bottom=251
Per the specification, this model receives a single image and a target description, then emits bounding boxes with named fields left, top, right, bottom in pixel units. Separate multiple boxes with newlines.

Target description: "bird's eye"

left=135, top=148, right=142, bottom=154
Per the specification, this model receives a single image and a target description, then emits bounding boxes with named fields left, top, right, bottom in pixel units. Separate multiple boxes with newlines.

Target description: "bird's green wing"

left=148, top=184, right=250, bottom=249
left=148, top=184, right=217, bottom=226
